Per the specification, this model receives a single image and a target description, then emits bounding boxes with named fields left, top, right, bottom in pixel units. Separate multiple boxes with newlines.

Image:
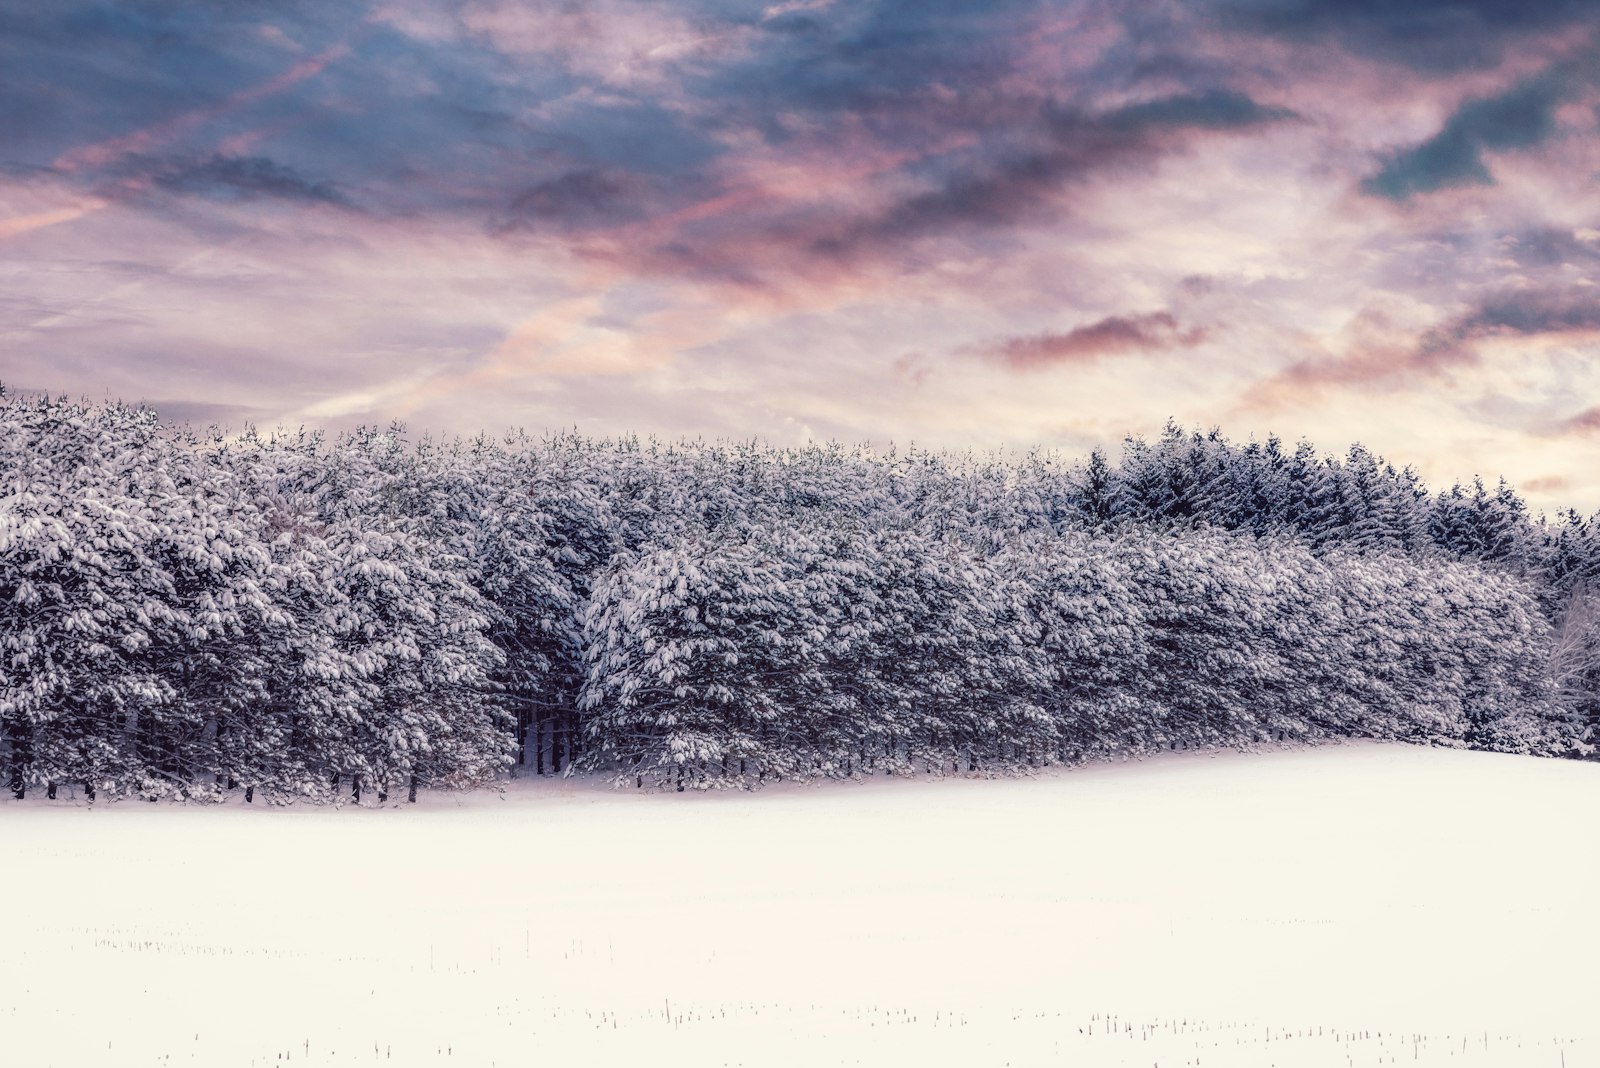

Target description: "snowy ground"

left=3, top=740, right=1596, bottom=1068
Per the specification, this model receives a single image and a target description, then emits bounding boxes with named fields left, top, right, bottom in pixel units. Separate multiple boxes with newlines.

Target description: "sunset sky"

left=3, top=1, right=1598, bottom=510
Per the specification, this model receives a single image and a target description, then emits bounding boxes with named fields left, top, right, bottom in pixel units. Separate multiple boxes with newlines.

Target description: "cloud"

left=1253, top=289, right=1600, bottom=404
left=1418, top=291, right=1600, bottom=366
left=1521, top=473, right=1574, bottom=493
left=719, top=0, right=1038, bottom=123
left=1361, top=74, right=1574, bottom=200
left=51, top=41, right=354, bottom=174
left=973, top=311, right=1208, bottom=371
left=0, top=201, right=106, bottom=241
left=1553, top=407, right=1600, bottom=436
left=1103, top=88, right=1298, bottom=133
left=1213, top=0, right=1599, bottom=72
left=5, top=1, right=1301, bottom=302
left=809, top=89, right=1296, bottom=261
left=147, top=153, right=352, bottom=206
left=1510, top=226, right=1600, bottom=267
left=458, top=0, right=753, bottom=89
left=493, top=168, right=645, bottom=233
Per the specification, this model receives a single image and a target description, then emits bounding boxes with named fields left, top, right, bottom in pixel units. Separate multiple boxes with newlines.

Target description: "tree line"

left=0, top=391, right=1593, bottom=802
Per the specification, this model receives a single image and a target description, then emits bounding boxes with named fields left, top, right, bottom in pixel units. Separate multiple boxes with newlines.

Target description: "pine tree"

left=1068, top=448, right=1124, bottom=530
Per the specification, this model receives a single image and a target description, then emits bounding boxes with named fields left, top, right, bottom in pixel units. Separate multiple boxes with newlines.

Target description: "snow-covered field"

left=3, top=741, right=1596, bottom=1068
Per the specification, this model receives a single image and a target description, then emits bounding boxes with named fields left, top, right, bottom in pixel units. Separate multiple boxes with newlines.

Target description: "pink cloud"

left=1523, top=473, right=1575, bottom=493
left=0, top=201, right=106, bottom=242
left=1248, top=290, right=1600, bottom=411
left=1553, top=407, right=1600, bottom=437
left=971, top=312, right=1208, bottom=371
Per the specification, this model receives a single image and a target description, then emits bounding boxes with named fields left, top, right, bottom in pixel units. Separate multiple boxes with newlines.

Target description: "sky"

left=2, top=0, right=1598, bottom=512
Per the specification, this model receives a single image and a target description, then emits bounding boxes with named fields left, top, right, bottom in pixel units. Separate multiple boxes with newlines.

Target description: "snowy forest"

left=2, top=386, right=1597, bottom=803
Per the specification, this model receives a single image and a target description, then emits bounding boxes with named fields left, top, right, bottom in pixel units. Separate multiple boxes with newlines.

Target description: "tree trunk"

left=46, top=781, right=56, bottom=800
left=551, top=723, right=564, bottom=775
left=128, top=711, right=144, bottom=772
left=165, top=730, right=182, bottom=784
left=535, top=718, right=545, bottom=775
left=352, top=774, right=362, bottom=804
left=7, top=717, right=30, bottom=799
left=215, top=714, right=228, bottom=777
left=245, top=785, right=254, bottom=803
left=85, top=782, right=95, bottom=803
left=408, top=774, right=419, bottom=803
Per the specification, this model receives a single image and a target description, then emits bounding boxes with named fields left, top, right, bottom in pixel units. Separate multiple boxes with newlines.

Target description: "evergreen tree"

left=1067, top=447, right=1124, bottom=530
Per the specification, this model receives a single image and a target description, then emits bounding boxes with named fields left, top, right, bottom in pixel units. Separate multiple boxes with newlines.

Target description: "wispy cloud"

left=0, top=201, right=106, bottom=241
left=52, top=42, right=354, bottom=175
left=1214, top=0, right=1597, bottom=72
left=1552, top=407, right=1600, bottom=436
left=806, top=90, right=1297, bottom=263
left=1249, top=288, right=1600, bottom=406
left=973, top=312, right=1208, bottom=371
left=145, top=153, right=354, bottom=207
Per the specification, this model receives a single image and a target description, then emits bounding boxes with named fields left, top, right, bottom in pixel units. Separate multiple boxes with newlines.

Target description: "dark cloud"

left=147, top=153, right=351, bottom=205
left=974, top=311, right=1207, bottom=370
left=1102, top=89, right=1297, bottom=133
left=1511, top=227, right=1600, bottom=268
left=492, top=168, right=651, bottom=233
left=1214, top=0, right=1599, bottom=72
left=604, top=85, right=1295, bottom=290
left=1361, top=74, right=1572, bottom=200
left=1433, top=291, right=1600, bottom=348
left=816, top=90, right=1295, bottom=257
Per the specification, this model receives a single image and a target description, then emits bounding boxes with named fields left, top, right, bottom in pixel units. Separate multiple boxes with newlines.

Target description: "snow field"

left=2, top=740, right=1596, bottom=1067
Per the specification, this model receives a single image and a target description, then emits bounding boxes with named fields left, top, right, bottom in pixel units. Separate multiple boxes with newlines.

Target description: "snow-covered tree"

left=577, top=527, right=835, bottom=788
left=3, top=392, right=1590, bottom=807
